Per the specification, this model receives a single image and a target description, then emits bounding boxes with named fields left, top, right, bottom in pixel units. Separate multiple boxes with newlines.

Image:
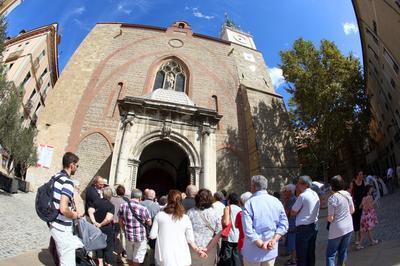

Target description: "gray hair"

left=131, top=188, right=143, bottom=199
left=214, top=191, right=225, bottom=201
left=298, top=175, right=312, bottom=187
left=144, top=189, right=156, bottom=200
left=240, top=192, right=252, bottom=204
left=186, top=185, right=198, bottom=198
left=102, top=187, right=113, bottom=200
left=282, top=184, right=296, bottom=194
left=251, top=175, right=268, bottom=191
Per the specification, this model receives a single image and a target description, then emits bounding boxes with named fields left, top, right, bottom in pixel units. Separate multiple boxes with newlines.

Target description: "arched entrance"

left=136, top=140, right=190, bottom=197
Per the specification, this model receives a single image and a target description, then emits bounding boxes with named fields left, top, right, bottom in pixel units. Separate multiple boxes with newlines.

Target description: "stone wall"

left=245, top=88, right=299, bottom=191
left=27, top=22, right=298, bottom=193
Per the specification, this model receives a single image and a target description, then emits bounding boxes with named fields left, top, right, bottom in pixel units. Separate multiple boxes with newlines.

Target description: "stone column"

left=115, top=115, right=135, bottom=186
left=127, top=159, right=140, bottom=193
left=189, top=166, right=201, bottom=187
left=201, top=126, right=211, bottom=189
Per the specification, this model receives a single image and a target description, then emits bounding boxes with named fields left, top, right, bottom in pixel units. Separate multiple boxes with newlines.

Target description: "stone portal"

left=137, top=140, right=190, bottom=196
left=108, top=90, right=222, bottom=193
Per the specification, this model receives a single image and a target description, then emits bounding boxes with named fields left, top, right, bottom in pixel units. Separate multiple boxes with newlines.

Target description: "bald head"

left=93, top=176, right=106, bottom=189
left=186, top=185, right=198, bottom=198
left=144, top=189, right=156, bottom=200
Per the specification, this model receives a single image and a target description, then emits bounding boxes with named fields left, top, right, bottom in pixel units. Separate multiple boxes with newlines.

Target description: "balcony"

left=30, top=113, right=38, bottom=127
left=33, top=57, right=40, bottom=71
left=23, top=100, right=33, bottom=116
left=37, top=77, right=43, bottom=89
left=5, top=50, right=23, bottom=63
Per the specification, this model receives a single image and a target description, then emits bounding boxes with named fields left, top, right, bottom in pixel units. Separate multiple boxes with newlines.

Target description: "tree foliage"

left=280, top=38, right=370, bottom=179
left=0, top=16, right=37, bottom=177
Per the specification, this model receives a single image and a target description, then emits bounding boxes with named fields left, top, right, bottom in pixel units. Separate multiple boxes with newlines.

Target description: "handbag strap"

left=336, top=191, right=351, bottom=210
left=198, top=210, right=215, bottom=234
left=123, top=198, right=148, bottom=230
left=228, top=205, right=233, bottom=222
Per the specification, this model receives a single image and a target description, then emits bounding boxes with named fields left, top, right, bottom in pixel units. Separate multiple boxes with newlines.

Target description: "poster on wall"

left=37, top=144, right=54, bottom=169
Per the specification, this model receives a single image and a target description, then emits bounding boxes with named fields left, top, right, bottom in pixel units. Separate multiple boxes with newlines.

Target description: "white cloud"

left=72, top=6, right=85, bottom=15
left=118, top=3, right=132, bottom=14
left=268, top=67, right=286, bottom=88
left=73, top=18, right=92, bottom=32
left=192, top=8, right=214, bottom=20
left=343, top=22, right=358, bottom=35
left=184, top=6, right=190, bottom=11
left=116, top=0, right=150, bottom=15
left=59, top=6, right=86, bottom=32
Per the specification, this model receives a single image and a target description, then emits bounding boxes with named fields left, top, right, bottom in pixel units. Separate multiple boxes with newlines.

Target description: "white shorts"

left=244, top=258, right=276, bottom=266
left=126, top=239, right=148, bottom=263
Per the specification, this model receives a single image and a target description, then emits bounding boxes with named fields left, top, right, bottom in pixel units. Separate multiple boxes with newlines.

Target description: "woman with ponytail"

left=150, top=190, right=208, bottom=266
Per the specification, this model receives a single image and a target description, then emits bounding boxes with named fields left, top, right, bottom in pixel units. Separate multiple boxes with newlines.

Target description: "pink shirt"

left=361, top=195, right=374, bottom=211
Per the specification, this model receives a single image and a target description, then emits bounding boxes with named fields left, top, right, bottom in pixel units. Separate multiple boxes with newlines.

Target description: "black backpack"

left=76, top=248, right=96, bottom=266
left=35, top=172, right=66, bottom=223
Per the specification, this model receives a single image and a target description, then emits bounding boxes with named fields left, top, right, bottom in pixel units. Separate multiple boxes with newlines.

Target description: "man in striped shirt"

left=118, top=189, right=152, bottom=266
left=50, top=152, right=83, bottom=266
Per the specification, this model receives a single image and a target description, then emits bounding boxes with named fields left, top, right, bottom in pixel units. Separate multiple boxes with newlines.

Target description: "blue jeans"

left=295, top=223, right=318, bottom=266
left=326, top=232, right=352, bottom=266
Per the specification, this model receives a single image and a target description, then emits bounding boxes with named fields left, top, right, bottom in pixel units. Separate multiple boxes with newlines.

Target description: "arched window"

left=153, top=60, right=187, bottom=92
left=154, top=71, right=165, bottom=90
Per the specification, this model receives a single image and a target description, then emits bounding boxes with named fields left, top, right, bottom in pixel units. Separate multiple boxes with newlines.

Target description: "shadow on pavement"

left=0, top=190, right=12, bottom=196
left=38, top=248, right=54, bottom=266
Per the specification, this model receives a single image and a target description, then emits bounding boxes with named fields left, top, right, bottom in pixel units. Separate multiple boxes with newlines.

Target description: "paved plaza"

left=0, top=189, right=400, bottom=265
left=0, top=191, right=49, bottom=261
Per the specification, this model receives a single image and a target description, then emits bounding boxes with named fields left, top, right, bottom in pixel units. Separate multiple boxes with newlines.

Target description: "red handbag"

left=221, top=206, right=232, bottom=238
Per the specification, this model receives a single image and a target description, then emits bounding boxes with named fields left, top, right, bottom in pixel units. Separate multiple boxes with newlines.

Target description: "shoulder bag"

left=221, top=206, right=232, bottom=238
left=122, top=198, right=150, bottom=237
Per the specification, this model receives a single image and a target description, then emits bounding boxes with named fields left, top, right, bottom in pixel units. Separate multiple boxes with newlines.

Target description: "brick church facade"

left=28, top=20, right=298, bottom=194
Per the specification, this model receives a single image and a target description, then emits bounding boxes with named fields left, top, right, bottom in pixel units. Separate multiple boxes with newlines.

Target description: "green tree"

left=280, top=38, right=370, bottom=180
left=0, top=17, right=37, bottom=177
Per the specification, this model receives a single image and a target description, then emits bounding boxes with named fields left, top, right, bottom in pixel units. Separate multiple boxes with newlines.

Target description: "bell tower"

left=220, top=14, right=256, bottom=49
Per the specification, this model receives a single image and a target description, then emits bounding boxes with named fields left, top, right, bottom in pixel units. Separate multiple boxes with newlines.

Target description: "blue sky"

left=7, top=0, right=362, bottom=103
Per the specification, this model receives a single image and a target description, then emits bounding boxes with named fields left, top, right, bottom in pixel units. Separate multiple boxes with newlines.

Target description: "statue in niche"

left=165, top=72, right=175, bottom=90
left=161, top=121, right=172, bottom=139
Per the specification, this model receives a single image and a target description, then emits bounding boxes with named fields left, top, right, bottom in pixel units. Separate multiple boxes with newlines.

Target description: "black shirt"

left=85, top=186, right=101, bottom=215
left=182, top=197, right=196, bottom=211
left=93, top=198, right=115, bottom=233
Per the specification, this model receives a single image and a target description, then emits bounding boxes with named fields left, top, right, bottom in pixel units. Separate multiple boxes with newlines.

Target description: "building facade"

left=27, top=21, right=298, bottom=194
left=353, top=1, right=400, bottom=177
left=0, top=0, right=23, bottom=16
left=0, top=23, right=59, bottom=172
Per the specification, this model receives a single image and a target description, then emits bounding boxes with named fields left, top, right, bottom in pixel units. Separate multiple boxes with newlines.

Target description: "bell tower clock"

left=220, top=14, right=256, bottom=49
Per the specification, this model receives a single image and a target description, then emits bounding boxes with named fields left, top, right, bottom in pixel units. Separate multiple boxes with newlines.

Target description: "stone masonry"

left=27, top=21, right=298, bottom=194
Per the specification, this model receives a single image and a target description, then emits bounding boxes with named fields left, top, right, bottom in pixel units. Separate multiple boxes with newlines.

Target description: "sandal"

left=356, top=244, right=364, bottom=250
left=284, top=259, right=297, bottom=265
left=370, top=240, right=380, bottom=246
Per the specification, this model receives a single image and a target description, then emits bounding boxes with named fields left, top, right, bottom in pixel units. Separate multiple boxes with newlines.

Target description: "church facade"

left=27, top=20, right=298, bottom=194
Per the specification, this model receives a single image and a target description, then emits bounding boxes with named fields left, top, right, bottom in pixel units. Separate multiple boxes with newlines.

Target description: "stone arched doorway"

left=136, top=140, right=190, bottom=196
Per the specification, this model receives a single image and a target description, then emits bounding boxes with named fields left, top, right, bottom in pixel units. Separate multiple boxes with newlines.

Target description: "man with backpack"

left=49, top=152, right=83, bottom=265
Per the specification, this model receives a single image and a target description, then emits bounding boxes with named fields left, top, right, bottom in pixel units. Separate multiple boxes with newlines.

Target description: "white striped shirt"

left=50, top=171, right=74, bottom=231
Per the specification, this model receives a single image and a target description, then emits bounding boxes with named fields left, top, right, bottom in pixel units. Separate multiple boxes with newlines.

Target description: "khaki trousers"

left=244, top=258, right=276, bottom=266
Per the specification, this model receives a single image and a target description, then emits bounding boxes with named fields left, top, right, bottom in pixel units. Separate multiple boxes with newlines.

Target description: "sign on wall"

left=37, top=144, right=54, bottom=169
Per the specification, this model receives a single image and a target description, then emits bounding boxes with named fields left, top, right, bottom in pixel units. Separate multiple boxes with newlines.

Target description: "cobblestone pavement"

left=276, top=189, right=400, bottom=265
left=0, top=191, right=49, bottom=260
left=0, top=189, right=399, bottom=264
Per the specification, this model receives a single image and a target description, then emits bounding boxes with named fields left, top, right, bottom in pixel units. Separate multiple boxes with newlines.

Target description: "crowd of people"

left=47, top=152, right=392, bottom=266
